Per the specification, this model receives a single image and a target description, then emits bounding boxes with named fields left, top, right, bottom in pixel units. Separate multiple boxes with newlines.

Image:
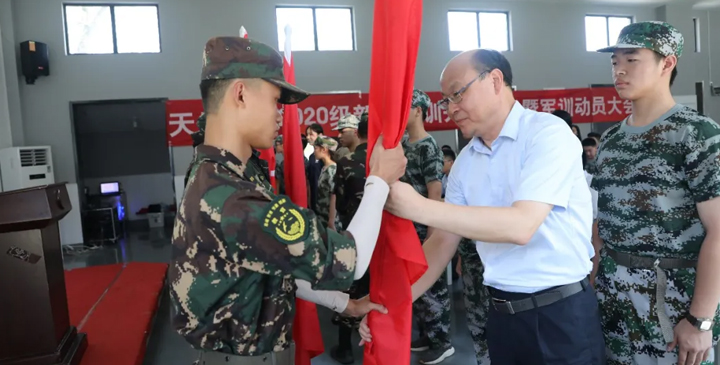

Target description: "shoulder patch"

left=261, top=196, right=310, bottom=244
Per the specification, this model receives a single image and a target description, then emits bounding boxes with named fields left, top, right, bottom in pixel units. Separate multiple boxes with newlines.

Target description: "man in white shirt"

left=361, top=49, right=604, bottom=363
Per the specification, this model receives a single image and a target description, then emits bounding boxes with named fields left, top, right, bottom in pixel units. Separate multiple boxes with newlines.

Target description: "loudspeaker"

left=20, top=40, right=50, bottom=85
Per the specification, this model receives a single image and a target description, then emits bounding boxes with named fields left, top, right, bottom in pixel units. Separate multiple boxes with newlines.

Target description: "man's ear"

left=229, top=79, right=250, bottom=109
left=662, top=55, right=677, bottom=76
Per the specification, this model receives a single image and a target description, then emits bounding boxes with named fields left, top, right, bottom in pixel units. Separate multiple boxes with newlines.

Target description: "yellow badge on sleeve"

left=261, top=196, right=309, bottom=244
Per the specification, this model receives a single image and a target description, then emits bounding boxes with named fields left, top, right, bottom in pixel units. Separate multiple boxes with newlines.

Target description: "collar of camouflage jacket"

left=194, top=144, right=249, bottom=180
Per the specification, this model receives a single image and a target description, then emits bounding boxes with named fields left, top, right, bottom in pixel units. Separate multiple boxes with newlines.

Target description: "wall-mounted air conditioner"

left=0, top=146, right=55, bottom=192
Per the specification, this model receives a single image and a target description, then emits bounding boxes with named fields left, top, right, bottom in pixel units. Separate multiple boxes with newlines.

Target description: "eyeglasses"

left=437, top=70, right=490, bottom=110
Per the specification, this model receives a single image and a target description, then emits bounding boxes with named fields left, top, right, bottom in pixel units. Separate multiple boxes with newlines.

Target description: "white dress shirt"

left=445, top=101, right=594, bottom=293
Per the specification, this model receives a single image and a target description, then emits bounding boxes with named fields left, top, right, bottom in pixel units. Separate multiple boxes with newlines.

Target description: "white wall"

left=1, top=0, right=24, bottom=147
left=4, top=0, right=720, bottom=184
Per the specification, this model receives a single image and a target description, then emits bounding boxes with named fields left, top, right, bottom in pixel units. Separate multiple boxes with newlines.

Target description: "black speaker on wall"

left=20, top=40, right=49, bottom=85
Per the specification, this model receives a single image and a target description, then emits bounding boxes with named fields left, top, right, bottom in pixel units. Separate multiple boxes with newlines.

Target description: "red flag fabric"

left=258, top=148, right=276, bottom=189
left=363, top=1, right=428, bottom=364
left=280, top=26, right=325, bottom=365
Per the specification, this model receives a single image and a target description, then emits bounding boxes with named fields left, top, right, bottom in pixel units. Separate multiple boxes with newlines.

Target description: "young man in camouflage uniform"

left=329, top=113, right=370, bottom=364
left=403, top=89, right=453, bottom=364
left=170, top=36, right=407, bottom=365
left=592, top=22, right=720, bottom=364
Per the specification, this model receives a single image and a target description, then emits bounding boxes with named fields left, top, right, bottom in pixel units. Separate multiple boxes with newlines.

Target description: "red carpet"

left=65, top=262, right=168, bottom=365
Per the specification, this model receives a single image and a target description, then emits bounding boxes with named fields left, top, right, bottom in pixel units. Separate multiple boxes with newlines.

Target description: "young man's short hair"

left=357, top=120, right=368, bottom=139
left=582, top=138, right=598, bottom=147
left=443, top=149, right=456, bottom=161
left=587, top=132, right=602, bottom=140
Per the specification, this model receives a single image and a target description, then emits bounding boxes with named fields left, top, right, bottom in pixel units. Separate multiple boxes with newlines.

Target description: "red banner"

left=166, top=87, right=630, bottom=146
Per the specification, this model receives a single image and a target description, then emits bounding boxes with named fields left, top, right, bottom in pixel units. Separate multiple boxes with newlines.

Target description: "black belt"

left=605, top=247, right=696, bottom=269
left=490, top=277, right=589, bottom=315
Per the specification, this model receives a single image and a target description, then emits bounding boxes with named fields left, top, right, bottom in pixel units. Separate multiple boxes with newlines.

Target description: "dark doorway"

left=71, top=98, right=171, bottom=243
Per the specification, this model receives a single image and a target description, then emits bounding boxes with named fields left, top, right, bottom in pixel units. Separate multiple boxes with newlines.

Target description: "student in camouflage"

left=329, top=114, right=370, bottom=364
left=456, top=240, right=490, bottom=365
left=169, top=36, right=407, bottom=365
left=313, top=136, right=341, bottom=230
left=403, top=89, right=454, bottom=364
left=593, top=21, right=720, bottom=365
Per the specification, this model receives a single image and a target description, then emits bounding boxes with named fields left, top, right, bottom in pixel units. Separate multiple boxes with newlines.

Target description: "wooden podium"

left=0, top=184, right=87, bottom=365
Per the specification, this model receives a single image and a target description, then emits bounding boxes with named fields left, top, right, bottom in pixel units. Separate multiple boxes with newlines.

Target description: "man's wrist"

left=685, top=312, right=715, bottom=332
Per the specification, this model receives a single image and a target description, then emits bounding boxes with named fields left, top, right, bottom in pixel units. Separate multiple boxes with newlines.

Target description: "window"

left=447, top=11, right=510, bottom=52
left=585, top=15, right=632, bottom=52
left=64, top=4, right=161, bottom=55
left=275, top=6, right=355, bottom=52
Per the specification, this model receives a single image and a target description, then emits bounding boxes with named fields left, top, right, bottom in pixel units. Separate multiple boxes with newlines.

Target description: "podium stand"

left=0, top=184, right=87, bottom=365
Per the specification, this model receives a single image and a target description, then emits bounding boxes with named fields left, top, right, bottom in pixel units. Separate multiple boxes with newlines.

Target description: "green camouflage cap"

left=597, top=21, right=683, bottom=57
left=333, top=114, right=360, bottom=131
left=314, top=136, right=338, bottom=151
left=412, top=89, right=431, bottom=111
left=275, top=135, right=283, bottom=144
left=202, top=36, right=311, bottom=104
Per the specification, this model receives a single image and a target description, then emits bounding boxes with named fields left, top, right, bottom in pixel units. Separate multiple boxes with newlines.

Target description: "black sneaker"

left=410, top=337, right=430, bottom=352
left=330, top=345, right=354, bottom=365
left=419, top=345, right=455, bottom=364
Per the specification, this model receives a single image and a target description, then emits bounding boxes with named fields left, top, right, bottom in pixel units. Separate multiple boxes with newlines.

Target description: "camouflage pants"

left=596, top=252, right=720, bottom=365
left=458, top=240, right=490, bottom=365
left=413, top=229, right=452, bottom=349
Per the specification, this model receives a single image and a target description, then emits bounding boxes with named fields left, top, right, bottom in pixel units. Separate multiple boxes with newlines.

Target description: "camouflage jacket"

left=591, top=105, right=720, bottom=259
left=316, top=164, right=341, bottom=229
left=169, top=145, right=358, bottom=356
left=333, top=144, right=367, bottom=230
left=401, top=135, right=444, bottom=239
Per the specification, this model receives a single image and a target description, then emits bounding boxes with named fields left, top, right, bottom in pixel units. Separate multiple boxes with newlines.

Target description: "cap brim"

left=265, top=79, right=311, bottom=104
left=596, top=43, right=644, bottom=53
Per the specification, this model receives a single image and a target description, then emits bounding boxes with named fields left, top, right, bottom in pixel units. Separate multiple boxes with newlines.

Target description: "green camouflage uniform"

left=404, top=89, right=451, bottom=350
left=169, top=36, right=358, bottom=358
left=457, top=240, right=490, bottom=364
left=594, top=22, right=720, bottom=365
left=332, top=114, right=370, bottom=328
left=313, top=136, right=341, bottom=229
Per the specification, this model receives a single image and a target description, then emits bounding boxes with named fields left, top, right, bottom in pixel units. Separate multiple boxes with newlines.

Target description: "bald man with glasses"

left=360, top=49, right=605, bottom=364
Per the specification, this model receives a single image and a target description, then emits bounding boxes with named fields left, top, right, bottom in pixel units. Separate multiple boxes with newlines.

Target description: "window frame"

left=447, top=9, right=511, bottom=52
left=584, top=14, right=634, bottom=52
left=275, top=5, right=356, bottom=52
left=63, top=3, right=162, bottom=55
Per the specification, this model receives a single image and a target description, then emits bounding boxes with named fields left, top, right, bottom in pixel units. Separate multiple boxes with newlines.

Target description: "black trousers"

left=486, top=280, right=606, bottom=365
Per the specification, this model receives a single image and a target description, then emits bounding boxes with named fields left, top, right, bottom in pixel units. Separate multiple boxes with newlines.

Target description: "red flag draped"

left=280, top=27, right=325, bottom=365
left=363, top=1, right=428, bottom=365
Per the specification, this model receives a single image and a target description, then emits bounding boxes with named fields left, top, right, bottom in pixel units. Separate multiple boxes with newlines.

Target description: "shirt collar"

left=472, top=101, right=524, bottom=153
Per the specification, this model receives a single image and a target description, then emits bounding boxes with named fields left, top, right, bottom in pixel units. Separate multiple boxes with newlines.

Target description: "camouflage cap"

left=313, top=136, right=338, bottom=151
left=333, top=114, right=360, bottom=131
left=597, top=21, right=683, bottom=58
left=275, top=135, right=283, bottom=144
left=412, top=89, right=431, bottom=111
left=202, top=37, right=311, bottom=104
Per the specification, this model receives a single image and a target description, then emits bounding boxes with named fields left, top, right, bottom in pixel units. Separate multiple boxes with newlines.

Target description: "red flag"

left=280, top=24, right=325, bottom=365
left=242, top=26, right=277, bottom=190
left=363, top=1, right=428, bottom=364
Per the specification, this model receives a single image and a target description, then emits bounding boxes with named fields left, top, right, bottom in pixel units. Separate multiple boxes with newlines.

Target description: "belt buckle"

left=492, top=298, right=515, bottom=315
